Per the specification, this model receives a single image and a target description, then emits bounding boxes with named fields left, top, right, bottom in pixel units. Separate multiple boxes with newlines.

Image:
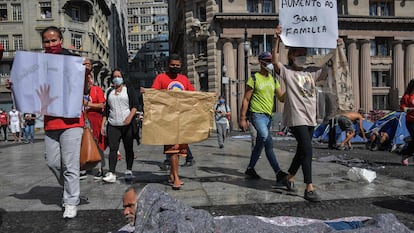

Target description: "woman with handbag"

left=83, top=60, right=106, bottom=178
left=101, top=69, right=140, bottom=183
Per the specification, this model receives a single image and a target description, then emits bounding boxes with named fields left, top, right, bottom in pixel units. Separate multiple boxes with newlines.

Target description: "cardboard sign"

left=279, top=0, right=338, bottom=48
left=142, top=89, right=215, bottom=145
left=10, top=51, right=85, bottom=118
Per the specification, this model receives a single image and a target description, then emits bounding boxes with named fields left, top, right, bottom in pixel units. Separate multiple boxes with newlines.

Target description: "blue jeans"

left=25, top=124, right=35, bottom=143
left=247, top=113, right=281, bottom=174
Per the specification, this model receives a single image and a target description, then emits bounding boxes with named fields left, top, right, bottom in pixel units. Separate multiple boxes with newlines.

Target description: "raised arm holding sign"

left=279, top=0, right=338, bottom=48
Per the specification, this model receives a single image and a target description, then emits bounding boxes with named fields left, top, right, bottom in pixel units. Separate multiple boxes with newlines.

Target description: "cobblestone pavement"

left=0, top=132, right=413, bottom=232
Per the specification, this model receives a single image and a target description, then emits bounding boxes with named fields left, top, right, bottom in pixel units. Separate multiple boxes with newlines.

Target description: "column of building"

left=359, top=39, right=372, bottom=112
left=237, top=40, right=246, bottom=122
left=405, top=41, right=414, bottom=86
left=347, top=39, right=360, bottom=111
left=393, top=40, right=404, bottom=98
left=223, top=40, right=237, bottom=129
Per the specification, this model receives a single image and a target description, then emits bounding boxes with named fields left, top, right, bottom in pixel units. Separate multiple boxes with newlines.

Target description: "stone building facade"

left=169, top=0, right=414, bottom=129
left=0, top=0, right=128, bottom=109
left=127, top=0, right=169, bottom=88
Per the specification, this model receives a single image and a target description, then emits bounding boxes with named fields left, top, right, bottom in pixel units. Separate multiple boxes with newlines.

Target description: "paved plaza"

left=0, top=131, right=413, bottom=232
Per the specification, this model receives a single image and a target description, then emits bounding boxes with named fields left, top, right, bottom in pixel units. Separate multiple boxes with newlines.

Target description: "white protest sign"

left=279, top=0, right=338, bottom=49
left=10, top=51, right=85, bottom=118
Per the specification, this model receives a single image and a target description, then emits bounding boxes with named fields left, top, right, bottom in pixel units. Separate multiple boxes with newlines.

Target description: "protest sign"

left=142, top=89, right=215, bottom=145
left=10, top=51, right=85, bottom=118
left=279, top=0, right=338, bottom=48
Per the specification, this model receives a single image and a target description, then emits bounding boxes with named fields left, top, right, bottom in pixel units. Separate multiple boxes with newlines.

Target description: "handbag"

left=80, top=113, right=102, bottom=170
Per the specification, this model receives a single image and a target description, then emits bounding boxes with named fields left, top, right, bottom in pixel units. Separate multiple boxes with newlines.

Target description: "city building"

left=168, top=0, right=414, bottom=129
left=127, top=0, right=169, bottom=88
left=0, top=0, right=129, bottom=109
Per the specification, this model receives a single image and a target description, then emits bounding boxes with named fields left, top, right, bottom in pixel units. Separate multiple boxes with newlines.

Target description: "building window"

left=369, top=1, right=394, bottom=16
left=372, top=70, right=390, bottom=87
left=71, top=6, right=80, bottom=21
left=196, top=2, right=206, bottom=22
left=141, top=16, right=151, bottom=24
left=0, top=4, right=7, bottom=21
left=247, top=0, right=274, bottom=13
left=13, top=34, right=23, bottom=51
left=39, top=2, right=52, bottom=19
left=128, top=16, right=139, bottom=24
left=140, top=7, right=151, bottom=15
left=154, top=15, right=167, bottom=23
left=370, top=38, right=389, bottom=56
left=71, top=33, right=82, bottom=50
left=196, top=40, right=207, bottom=59
left=199, top=73, right=208, bottom=92
left=11, top=4, right=22, bottom=21
left=262, top=0, right=274, bottom=13
left=247, top=0, right=259, bottom=13
left=373, top=95, right=389, bottom=110
left=141, top=34, right=152, bottom=42
left=251, top=35, right=274, bottom=56
left=337, top=0, right=347, bottom=15
left=0, top=35, right=9, bottom=56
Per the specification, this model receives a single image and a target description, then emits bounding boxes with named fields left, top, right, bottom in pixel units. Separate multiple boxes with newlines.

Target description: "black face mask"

left=169, top=67, right=182, bottom=74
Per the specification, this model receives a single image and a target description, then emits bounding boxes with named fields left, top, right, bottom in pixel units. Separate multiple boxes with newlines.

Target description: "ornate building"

left=168, top=0, right=414, bottom=129
left=0, top=0, right=128, bottom=109
left=127, top=0, right=169, bottom=88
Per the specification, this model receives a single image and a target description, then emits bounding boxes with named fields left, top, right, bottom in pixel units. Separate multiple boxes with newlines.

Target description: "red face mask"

left=44, top=43, right=62, bottom=54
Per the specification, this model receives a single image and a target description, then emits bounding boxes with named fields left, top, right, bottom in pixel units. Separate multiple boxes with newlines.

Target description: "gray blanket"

left=134, top=184, right=412, bottom=233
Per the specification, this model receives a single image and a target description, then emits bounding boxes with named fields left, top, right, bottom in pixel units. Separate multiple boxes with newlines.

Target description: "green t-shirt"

left=247, top=72, right=280, bottom=116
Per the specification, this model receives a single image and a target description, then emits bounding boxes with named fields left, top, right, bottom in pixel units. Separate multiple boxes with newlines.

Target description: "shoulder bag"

left=80, top=111, right=102, bottom=170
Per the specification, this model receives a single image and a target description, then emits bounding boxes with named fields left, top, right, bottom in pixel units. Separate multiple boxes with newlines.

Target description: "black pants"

left=107, top=124, right=134, bottom=173
left=289, top=125, right=314, bottom=184
left=402, top=119, right=414, bottom=158
left=0, top=125, right=7, bottom=141
left=328, top=118, right=336, bottom=149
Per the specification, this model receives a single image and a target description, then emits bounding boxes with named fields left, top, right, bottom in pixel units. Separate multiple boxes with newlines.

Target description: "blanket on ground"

left=133, top=184, right=412, bottom=233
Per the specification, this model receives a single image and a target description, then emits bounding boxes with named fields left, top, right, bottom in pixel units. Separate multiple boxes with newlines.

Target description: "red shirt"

left=400, top=93, right=414, bottom=122
left=86, top=85, right=105, bottom=116
left=151, top=73, right=194, bottom=91
left=44, top=115, right=84, bottom=131
left=0, top=112, right=7, bottom=125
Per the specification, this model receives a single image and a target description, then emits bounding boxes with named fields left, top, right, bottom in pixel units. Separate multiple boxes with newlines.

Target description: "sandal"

left=168, top=180, right=184, bottom=186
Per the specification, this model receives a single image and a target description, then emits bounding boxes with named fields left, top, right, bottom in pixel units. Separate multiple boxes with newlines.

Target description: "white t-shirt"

left=9, top=110, right=20, bottom=124
left=279, top=63, right=323, bottom=127
left=107, top=87, right=131, bottom=126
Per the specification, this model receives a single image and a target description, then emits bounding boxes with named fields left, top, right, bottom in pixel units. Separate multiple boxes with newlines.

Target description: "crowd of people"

left=4, top=23, right=414, bottom=229
left=0, top=107, right=37, bottom=143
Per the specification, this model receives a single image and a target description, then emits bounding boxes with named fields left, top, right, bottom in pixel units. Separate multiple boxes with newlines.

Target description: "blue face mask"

left=112, top=77, right=123, bottom=86
left=219, top=100, right=225, bottom=104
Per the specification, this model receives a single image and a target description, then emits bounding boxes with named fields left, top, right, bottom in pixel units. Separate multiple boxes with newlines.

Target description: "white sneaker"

left=103, top=172, right=116, bottom=183
left=124, top=170, right=135, bottom=180
left=63, top=204, right=77, bottom=219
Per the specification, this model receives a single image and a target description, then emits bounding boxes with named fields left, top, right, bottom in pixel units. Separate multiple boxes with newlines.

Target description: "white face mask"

left=264, top=62, right=274, bottom=73
left=294, top=56, right=307, bottom=67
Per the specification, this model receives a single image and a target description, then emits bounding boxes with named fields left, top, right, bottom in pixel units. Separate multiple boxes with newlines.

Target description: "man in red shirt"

left=151, top=54, right=194, bottom=190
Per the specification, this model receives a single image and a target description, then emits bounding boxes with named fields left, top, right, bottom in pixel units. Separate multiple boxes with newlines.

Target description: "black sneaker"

left=286, top=180, right=298, bottom=192
left=79, top=170, right=87, bottom=180
left=304, top=190, right=321, bottom=202
left=276, top=171, right=288, bottom=185
left=245, top=168, right=261, bottom=179
left=93, top=171, right=103, bottom=180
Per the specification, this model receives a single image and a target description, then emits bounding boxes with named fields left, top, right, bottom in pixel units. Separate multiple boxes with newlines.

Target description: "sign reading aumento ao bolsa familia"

left=279, top=0, right=338, bottom=49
